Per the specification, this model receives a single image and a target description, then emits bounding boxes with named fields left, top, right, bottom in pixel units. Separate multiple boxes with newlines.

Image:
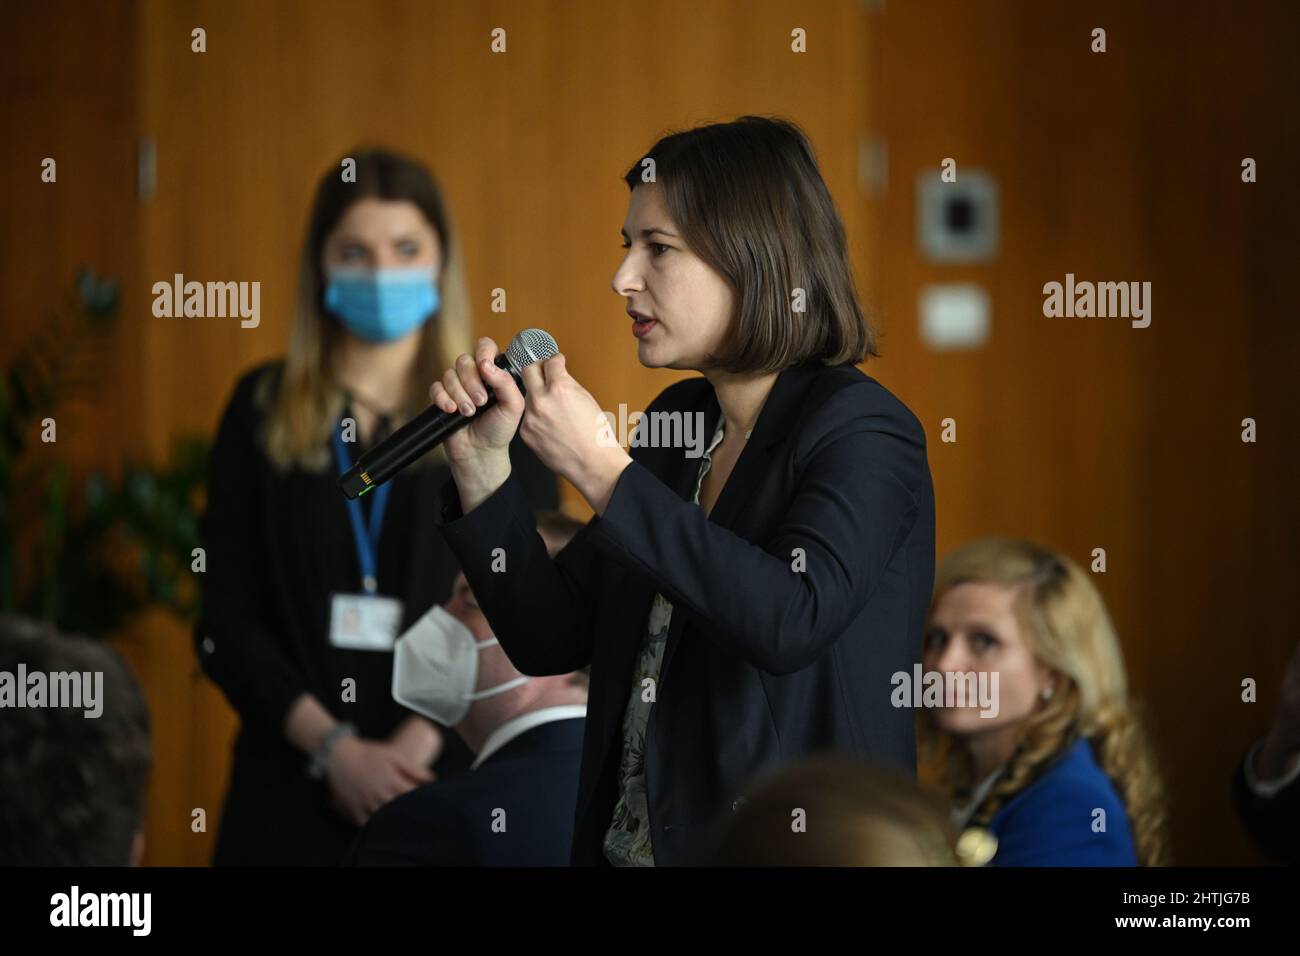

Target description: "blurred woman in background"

left=196, top=149, right=557, bottom=865
left=919, top=538, right=1169, bottom=866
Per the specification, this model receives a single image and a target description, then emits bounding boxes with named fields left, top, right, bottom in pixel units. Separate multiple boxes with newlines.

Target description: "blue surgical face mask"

left=324, top=265, right=440, bottom=343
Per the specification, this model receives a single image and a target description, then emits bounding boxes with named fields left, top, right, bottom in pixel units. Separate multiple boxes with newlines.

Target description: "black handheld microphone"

left=338, top=328, right=559, bottom=500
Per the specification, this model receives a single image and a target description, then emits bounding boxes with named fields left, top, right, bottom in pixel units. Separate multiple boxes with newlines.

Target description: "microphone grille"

left=505, top=329, right=559, bottom=371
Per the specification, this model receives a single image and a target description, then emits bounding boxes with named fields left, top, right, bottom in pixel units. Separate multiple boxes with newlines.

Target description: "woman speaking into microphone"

left=431, top=116, right=935, bottom=867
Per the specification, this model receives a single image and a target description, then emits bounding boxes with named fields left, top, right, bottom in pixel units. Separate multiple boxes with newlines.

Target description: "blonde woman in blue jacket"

left=920, top=538, right=1170, bottom=866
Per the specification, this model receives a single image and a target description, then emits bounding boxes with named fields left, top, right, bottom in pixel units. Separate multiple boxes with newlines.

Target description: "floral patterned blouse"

left=602, top=414, right=728, bottom=866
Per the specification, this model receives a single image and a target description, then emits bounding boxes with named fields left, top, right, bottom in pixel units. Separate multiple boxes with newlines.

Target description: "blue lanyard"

left=332, top=424, right=391, bottom=595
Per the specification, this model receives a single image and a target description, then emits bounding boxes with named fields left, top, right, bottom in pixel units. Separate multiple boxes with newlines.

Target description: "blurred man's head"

left=0, top=615, right=151, bottom=865
left=701, top=757, right=958, bottom=867
left=444, top=511, right=590, bottom=750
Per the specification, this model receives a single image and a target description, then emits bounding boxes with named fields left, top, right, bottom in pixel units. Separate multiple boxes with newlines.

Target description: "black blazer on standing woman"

left=435, top=358, right=935, bottom=865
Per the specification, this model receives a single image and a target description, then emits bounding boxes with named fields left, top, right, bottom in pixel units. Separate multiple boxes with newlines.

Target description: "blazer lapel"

left=654, top=360, right=829, bottom=692
left=668, top=391, right=723, bottom=502
left=704, top=359, right=824, bottom=532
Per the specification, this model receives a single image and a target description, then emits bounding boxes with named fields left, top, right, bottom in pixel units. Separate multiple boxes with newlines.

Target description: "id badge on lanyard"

left=328, top=423, right=403, bottom=651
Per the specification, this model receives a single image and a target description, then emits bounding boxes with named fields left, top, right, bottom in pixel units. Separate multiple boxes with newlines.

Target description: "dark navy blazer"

left=1231, top=744, right=1300, bottom=864
left=436, top=358, right=936, bottom=865
left=987, top=737, right=1138, bottom=866
left=347, top=717, right=585, bottom=866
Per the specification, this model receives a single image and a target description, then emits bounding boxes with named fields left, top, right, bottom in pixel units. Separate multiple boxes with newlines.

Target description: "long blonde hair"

left=919, top=538, right=1171, bottom=866
left=257, top=148, right=473, bottom=473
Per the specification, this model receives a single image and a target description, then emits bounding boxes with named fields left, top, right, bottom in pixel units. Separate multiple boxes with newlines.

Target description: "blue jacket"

left=988, top=737, right=1138, bottom=866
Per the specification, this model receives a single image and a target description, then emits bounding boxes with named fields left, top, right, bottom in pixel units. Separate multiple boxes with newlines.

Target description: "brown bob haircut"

left=623, top=115, right=877, bottom=374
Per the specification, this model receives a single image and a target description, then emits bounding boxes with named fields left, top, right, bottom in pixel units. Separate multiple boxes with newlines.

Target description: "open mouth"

left=630, top=311, right=658, bottom=337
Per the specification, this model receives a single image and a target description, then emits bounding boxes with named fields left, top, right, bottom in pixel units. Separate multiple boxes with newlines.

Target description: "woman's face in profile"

left=612, top=182, right=735, bottom=371
left=321, top=197, right=442, bottom=276
left=922, top=582, right=1053, bottom=737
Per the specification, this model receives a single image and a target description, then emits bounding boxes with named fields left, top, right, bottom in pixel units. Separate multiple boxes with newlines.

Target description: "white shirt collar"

left=470, top=705, right=586, bottom=770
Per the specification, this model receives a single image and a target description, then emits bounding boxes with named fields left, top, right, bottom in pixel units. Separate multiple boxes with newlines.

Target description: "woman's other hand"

left=517, top=353, right=631, bottom=513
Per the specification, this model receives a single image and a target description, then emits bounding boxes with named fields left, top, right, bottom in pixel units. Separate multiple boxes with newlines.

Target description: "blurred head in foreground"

left=701, top=757, right=958, bottom=866
left=0, top=614, right=151, bottom=865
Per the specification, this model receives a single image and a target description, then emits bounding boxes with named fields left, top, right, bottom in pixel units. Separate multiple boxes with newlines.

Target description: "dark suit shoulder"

left=794, top=365, right=928, bottom=462
left=400, top=734, right=576, bottom=831
left=815, top=366, right=924, bottom=432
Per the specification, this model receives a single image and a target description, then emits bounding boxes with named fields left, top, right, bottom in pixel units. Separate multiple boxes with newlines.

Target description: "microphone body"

left=339, top=355, right=520, bottom=500
left=338, top=329, right=558, bottom=500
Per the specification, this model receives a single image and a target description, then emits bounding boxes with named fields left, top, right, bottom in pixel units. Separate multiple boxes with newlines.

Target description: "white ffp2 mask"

left=391, top=604, right=528, bottom=725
